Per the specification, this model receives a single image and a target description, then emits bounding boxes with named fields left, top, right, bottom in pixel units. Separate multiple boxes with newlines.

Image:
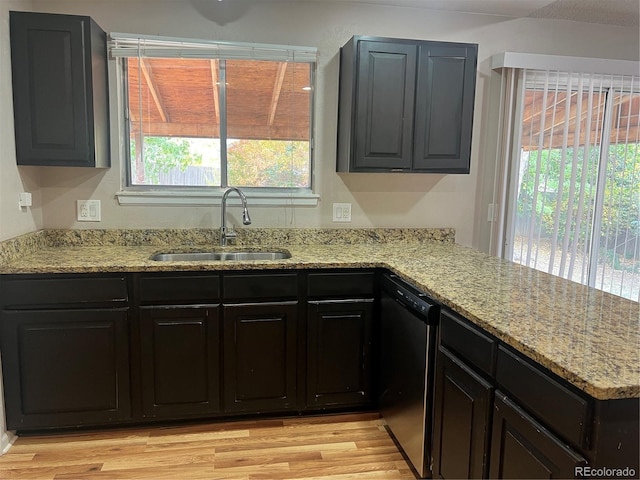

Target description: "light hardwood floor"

left=0, top=413, right=416, bottom=479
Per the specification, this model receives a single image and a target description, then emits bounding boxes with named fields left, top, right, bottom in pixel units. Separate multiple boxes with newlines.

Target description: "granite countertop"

left=0, top=228, right=638, bottom=401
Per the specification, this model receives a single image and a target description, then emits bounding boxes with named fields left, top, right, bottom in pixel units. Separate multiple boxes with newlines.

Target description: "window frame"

left=110, top=33, right=319, bottom=206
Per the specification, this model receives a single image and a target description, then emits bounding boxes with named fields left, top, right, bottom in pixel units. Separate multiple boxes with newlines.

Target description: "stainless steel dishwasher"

left=379, top=273, right=440, bottom=478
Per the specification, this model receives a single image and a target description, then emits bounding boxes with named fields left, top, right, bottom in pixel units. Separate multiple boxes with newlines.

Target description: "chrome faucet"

left=220, top=187, right=251, bottom=246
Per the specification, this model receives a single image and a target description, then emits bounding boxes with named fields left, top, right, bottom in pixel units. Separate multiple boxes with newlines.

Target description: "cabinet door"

left=9, top=12, right=108, bottom=167
left=432, top=347, right=494, bottom=479
left=223, top=302, right=298, bottom=413
left=489, top=392, right=587, bottom=479
left=413, top=42, right=477, bottom=173
left=306, top=300, right=374, bottom=408
left=354, top=40, right=417, bottom=171
left=140, top=306, right=221, bottom=419
left=0, top=309, right=130, bottom=430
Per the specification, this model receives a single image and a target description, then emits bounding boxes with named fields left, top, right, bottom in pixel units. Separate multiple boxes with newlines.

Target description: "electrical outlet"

left=18, top=192, right=32, bottom=210
left=332, top=203, right=352, bottom=222
left=77, top=200, right=101, bottom=222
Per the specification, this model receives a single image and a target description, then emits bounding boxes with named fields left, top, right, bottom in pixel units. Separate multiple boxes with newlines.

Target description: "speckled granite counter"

left=1, top=228, right=638, bottom=401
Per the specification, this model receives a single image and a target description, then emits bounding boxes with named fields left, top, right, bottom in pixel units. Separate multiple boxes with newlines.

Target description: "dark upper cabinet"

left=9, top=11, right=110, bottom=167
left=351, top=40, right=417, bottom=171
left=337, top=35, right=477, bottom=174
left=413, top=43, right=477, bottom=172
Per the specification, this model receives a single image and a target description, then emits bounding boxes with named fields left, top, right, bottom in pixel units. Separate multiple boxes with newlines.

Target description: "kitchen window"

left=110, top=34, right=317, bottom=204
left=494, top=57, right=640, bottom=301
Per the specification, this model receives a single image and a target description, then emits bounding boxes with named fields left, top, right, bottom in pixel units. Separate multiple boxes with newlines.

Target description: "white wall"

left=0, top=1, right=41, bottom=242
left=0, top=0, right=36, bottom=454
left=2, top=1, right=639, bottom=248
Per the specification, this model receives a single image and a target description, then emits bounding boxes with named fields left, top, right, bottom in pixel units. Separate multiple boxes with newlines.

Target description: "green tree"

left=517, top=143, right=640, bottom=267
left=131, top=136, right=203, bottom=184
left=517, top=147, right=599, bottom=244
left=227, top=140, right=309, bottom=188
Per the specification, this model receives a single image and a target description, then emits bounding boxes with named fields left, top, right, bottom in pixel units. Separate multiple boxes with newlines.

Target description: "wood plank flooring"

left=0, top=413, right=416, bottom=479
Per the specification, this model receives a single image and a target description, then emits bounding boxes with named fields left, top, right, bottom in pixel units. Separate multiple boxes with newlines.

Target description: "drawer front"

left=440, top=309, right=496, bottom=376
left=223, top=273, right=298, bottom=301
left=1, top=275, right=128, bottom=309
left=138, top=274, right=220, bottom=304
left=495, top=345, right=591, bottom=449
left=307, top=271, right=375, bottom=298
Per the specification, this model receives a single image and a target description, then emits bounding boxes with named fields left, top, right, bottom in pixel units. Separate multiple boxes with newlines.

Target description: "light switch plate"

left=77, top=200, right=101, bottom=222
left=332, top=203, right=352, bottom=222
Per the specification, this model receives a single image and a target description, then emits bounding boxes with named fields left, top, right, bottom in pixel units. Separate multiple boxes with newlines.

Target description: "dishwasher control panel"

left=382, top=274, right=439, bottom=323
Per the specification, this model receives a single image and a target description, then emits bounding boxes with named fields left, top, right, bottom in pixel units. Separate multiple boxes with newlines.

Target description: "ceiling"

left=104, top=0, right=640, bottom=26
left=527, top=0, right=640, bottom=26
left=270, top=0, right=640, bottom=27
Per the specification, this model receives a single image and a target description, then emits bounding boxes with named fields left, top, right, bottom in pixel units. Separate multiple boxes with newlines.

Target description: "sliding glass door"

left=506, top=70, right=639, bottom=301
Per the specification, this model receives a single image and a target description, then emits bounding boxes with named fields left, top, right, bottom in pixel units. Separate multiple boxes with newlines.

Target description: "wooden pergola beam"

left=140, top=58, right=170, bottom=123
left=210, top=60, right=221, bottom=125
left=522, top=93, right=638, bottom=148
left=268, top=63, right=287, bottom=126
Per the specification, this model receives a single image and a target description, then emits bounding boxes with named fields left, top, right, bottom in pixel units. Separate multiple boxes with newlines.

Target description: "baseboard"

left=1, top=430, right=17, bottom=455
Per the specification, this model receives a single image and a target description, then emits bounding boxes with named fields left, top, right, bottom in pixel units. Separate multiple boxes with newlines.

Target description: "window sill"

left=115, top=190, right=320, bottom=207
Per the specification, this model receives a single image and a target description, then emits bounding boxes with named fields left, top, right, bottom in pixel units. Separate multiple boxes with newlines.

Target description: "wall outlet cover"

left=77, top=200, right=101, bottom=222
left=332, top=203, right=352, bottom=222
left=18, top=192, right=32, bottom=209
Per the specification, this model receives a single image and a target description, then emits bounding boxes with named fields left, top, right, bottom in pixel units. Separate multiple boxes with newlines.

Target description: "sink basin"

left=150, top=250, right=291, bottom=262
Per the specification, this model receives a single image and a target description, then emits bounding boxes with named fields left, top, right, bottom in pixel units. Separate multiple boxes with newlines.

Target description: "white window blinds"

left=109, top=33, right=318, bottom=62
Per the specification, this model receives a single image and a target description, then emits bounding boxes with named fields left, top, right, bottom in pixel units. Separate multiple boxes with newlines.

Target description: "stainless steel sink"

left=150, top=250, right=291, bottom=262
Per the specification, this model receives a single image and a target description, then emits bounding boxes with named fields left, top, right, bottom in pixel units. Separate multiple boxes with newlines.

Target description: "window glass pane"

left=225, top=60, right=311, bottom=188
left=514, top=86, right=605, bottom=283
left=594, top=92, right=640, bottom=299
left=509, top=71, right=640, bottom=301
left=126, top=56, right=312, bottom=188
left=127, top=58, right=221, bottom=186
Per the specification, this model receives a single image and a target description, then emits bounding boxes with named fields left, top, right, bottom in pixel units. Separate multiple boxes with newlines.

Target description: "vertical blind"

left=505, top=69, right=640, bottom=301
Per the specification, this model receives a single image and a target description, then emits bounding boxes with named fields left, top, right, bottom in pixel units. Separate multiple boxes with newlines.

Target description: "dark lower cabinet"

left=432, top=346, right=494, bottom=479
left=436, top=308, right=640, bottom=479
left=1, top=267, right=636, bottom=480
left=223, top=302, right=298, bottom=413
left=306, top=299, right=374, bottom=408
left=489, top=392, right=587, bottom=479
left=140, top=306, right=221, bottom=419
left=0, top=309, right=130, bottom=430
